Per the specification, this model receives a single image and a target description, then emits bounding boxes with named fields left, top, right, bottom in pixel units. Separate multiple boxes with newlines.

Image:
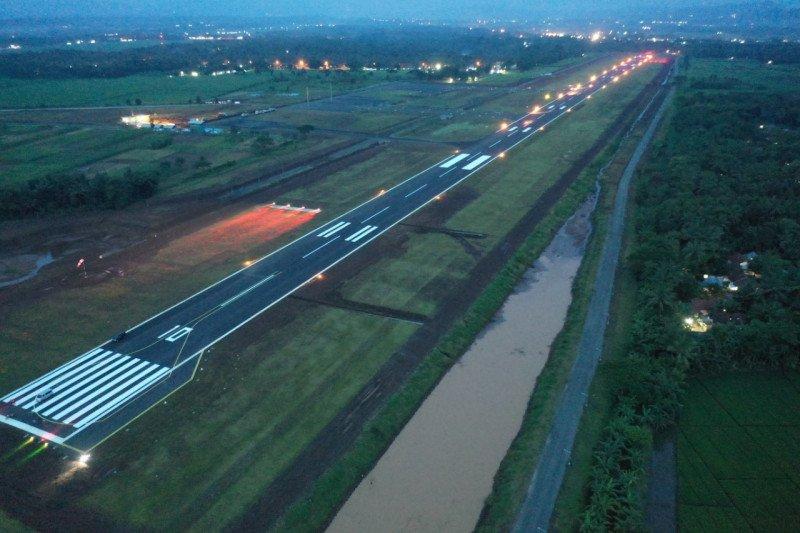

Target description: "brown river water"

left=328, top=192, right=597, bottom=533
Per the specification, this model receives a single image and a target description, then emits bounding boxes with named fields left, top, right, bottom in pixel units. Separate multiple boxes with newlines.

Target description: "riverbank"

left=328, top=192, right=597, bottom=532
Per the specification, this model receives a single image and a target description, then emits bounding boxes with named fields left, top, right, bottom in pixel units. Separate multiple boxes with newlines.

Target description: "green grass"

left=473, top=54, right=597, bottom=86
left=0, top=126, right=150, bottom=184
left=479, top=54, right=628, bottom=115
left=275, top=61, right=661, bottom=533
left=341, top=232, right=476, bottom=316
left=678, top=373, right=800, bottom=532
left=684, top=58, right=800, bottom=93
left=275, top=139, right=609, bottom=533
left=0, top=70, right=407, bottom=109
left=82, top=306, right=417, bottom=530
left=0, top=56, right=657, bottom=530
left=0, top=511, right=30, bottom=533
left=339, top=65, right=659, bottom=320
left=0, top=123, right=351, bottom=197
left=264, top=107, right=408, bottom=134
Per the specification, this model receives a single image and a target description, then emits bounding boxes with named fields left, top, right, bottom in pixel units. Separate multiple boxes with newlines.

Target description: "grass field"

left=0, top=122, right=354, bottom=197
left=0, top=56, right=659, bottom=530
left=262, top=107, right=409, bottom=134
left=0, top=70, right=408, bottom=109
left=678, top=372, right=800, bottom=532
left=339, top=64, right=661, bottom=319
left=0, top=145, right=446, bottom=529
left=685, top=58, right=800, bottom=93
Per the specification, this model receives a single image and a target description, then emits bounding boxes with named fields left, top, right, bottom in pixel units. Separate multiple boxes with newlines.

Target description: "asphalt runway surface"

left=0, top=55, right=652, bottom=453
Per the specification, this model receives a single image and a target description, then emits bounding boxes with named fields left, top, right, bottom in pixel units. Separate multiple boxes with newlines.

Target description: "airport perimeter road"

left=0, top=55, right=654, bottom=454
left=512, top=77, right=674, bottom=533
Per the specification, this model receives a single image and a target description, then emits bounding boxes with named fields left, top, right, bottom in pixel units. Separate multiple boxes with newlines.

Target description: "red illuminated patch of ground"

left=157, top=204, right=319, bottom=265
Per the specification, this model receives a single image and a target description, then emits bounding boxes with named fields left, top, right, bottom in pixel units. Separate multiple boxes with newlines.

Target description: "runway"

left=0, top=54, right=653, bottom=453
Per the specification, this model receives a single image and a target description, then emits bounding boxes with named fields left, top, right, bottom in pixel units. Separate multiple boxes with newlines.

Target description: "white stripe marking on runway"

left=318, top=221, right=350, bottom=238
left=63, top=364, right=163, bottom=425
left=438, top=153, right=470, bottom=168
left=361, top=206, right=389, bottom=224
left=489, top=139, right=502, bottom=148
left=439, top=167, right=457, bottom=177
left=462, top=155, right=492, bottom=170
left=73, top=367, right=170, bottom=428
left=26, top=354, right=130, bottom=411
left=404, top=184, right=428, bottom=198
left=1, top=348, right=104, bottom=403
left=345, top=225, right=377, bottom=242
left=523, top=127, right=532, bottom=132
left=219, top=273, right=278, bottom=308
left=507, top=126, right=518, bottom=132
left=39, top=357, right=142, bottom=416
left=158, top=325, right=181, bottom=339
left=53, top=361, right=155, bottom=422
left=12, top=350, right=114, bottom=406
left=348, top=226, right=379, bottom=243
left=303, top=235, right=340, bottom=259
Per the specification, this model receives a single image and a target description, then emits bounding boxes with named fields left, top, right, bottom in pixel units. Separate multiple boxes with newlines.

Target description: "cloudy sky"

left=2, top=0, right=771, bottom=20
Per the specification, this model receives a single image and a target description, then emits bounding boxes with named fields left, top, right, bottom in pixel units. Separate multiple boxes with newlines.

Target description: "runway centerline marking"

left=303, top=235, right=340, bottom=259
left=361, top=206, right=389, bottom=224
left=404, top=184, right=428, bottom=198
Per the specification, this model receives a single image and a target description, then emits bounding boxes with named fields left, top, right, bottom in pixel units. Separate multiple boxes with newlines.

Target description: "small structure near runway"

left=267, top=202, right=321, bottom=214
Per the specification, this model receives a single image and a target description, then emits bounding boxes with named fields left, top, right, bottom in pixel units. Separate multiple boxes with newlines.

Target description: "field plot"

left=0, top=142, right=448, bottom=528
left=0, top=70, right=408, bottom=109
left=678, top=373, right=800, bottom=532
left=0, top=56, right=659, bottom=530
left=685, top=58, right=800, bottom=93
left=257, top=107, right=409, bottom=134
left=338, top=64, right=661, bottom=318
left=0, top=122, right=352, bottom=197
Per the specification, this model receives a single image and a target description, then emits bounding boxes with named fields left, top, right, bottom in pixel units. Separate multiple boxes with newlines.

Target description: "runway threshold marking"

left=0, top=55, right=655, bottom=449
left=303, top=235, right=340, bottom=259
left=2, top=349, right=170, bottom=430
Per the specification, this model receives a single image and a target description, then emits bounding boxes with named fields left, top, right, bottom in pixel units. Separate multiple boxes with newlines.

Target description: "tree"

left=251, top=133, right=274, bottom=155
left=297, top=124, right=314, bottom=137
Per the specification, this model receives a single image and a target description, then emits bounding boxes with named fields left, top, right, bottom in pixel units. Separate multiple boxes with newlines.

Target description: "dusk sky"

left=3, top=0, right=782, bottom=20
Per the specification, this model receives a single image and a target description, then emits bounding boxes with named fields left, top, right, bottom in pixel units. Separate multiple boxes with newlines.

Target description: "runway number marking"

left=159, top=325, right=193, bottom=342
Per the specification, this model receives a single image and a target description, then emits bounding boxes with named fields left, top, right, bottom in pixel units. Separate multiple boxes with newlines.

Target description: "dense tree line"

left=0, top=170, right=158, bottom=219
left=580, top=61, right=800, bottom=529
left=0, top=26, right=631, bottom=79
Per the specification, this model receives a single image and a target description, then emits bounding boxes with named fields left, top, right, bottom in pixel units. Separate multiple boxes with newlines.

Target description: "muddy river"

left=328, top=193, right=597, bottom=533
